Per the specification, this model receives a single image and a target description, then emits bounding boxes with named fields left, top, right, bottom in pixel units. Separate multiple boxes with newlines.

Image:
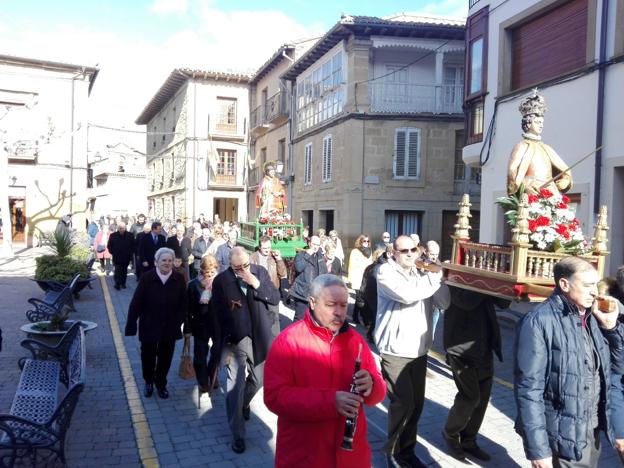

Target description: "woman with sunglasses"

left=348, top=234, right=373, bottom=325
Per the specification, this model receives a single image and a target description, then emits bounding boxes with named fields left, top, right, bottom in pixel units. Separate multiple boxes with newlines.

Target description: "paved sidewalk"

left=0, top=248, right=140, bottom=467
left=1, top=248, right=621, bottom=467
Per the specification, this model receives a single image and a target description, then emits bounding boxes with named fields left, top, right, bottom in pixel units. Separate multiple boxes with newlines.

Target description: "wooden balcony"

left=369, top=83, right=463, bottom=114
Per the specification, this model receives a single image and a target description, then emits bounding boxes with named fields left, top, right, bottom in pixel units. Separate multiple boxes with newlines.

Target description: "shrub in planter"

left=35, top=255, right=90, bottom=282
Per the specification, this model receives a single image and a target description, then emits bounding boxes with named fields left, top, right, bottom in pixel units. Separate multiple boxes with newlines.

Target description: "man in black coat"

left=125, top=247, right=187, bottom=399
left=139, top=221, right=166, bottom=273
left=441, top=287, right=509, bottom=462
left=134, top=224, right=151, bottom=280
left=211, top=246, right=280, bottom=454
left=107, top=221, right=135, bottom=290
left=166, top=223, right=192, bottom=275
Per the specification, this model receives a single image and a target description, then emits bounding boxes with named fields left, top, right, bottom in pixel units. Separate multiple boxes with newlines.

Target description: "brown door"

left=9, top=197, right=26, bottom=243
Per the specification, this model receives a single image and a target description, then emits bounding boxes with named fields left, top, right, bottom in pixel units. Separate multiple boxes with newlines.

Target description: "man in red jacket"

left=264, top=274, right=386, bottom=467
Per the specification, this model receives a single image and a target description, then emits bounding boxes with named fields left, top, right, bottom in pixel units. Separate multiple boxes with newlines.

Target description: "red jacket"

left=264, top=310, right=386, bottom=467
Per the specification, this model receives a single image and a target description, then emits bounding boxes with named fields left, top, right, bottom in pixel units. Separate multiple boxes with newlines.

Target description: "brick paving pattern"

left=0, top=248, right=621, bottom=467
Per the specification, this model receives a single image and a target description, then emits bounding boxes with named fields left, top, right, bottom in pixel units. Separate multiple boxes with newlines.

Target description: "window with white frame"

left=216, top=97, right=237, bottom=133
left=322, top=135, right=332, bottom=182
left=393, top=128, right=420, bottom=179
left=304, top=143, right=312, bottom=185
left=296, top=51, right=345, bottom=133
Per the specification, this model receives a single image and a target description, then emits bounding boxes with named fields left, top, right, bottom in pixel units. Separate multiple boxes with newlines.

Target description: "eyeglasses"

left=231, top=262, right=250, bottom=272
left=397, top=247, right=419, bottom=254
left=383, top=236, right=390, bottom=239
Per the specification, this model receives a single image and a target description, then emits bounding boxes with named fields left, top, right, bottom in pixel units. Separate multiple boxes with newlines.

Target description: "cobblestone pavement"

left=0, top=248, right=621, bottom=467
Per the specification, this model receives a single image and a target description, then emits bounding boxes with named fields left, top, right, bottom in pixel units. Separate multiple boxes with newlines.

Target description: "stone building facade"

left=136, top=70, right=249, bottom=224
left=282, top=15, right=478, bottom=258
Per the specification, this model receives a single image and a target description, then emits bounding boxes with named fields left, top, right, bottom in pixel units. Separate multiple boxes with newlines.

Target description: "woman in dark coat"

left=184, top=254, right=221, bottom=395
left=125, top=247, right=187, bottom=399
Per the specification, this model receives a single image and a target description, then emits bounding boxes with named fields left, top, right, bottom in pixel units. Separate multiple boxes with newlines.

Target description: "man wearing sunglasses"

left=374, top=235, right=450, bottom=468
left=211, top=247, right=280, bottom=454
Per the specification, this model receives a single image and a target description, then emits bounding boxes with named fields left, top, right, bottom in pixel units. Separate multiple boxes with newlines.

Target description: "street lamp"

left=276, top=160, right=284, bottom=175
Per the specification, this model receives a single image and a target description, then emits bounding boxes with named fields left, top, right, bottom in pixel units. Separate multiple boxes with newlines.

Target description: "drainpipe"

left=69, top=74, right=76, bottom=215
left=287, top=81, right=295, bottom=218
left=593, top=0, right=609, bottom=214
left=193, top=81, right=197, bottom=220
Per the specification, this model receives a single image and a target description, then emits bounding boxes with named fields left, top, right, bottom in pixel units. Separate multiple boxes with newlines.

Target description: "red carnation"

left=536, top=216, right=550, bottom=227
left=556, top=202, right=567, bottom=209
left=562, top=195, right=570, bottom=204
left=555, top=223, right=570, bottom=240
left=528, top=194, right=539, bottom=204
left=539, top=188, right=553, bottom=199
left=528, top=219, right=538, bottom=232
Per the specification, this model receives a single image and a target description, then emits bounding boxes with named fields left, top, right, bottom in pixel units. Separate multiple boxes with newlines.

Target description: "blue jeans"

left=431, top=308, right=441, bottom=340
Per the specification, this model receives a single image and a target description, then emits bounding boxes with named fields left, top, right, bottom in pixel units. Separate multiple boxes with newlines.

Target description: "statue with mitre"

left=255, top=160, right=287, bottom=219
left=507, top=90, right=573, bottom=196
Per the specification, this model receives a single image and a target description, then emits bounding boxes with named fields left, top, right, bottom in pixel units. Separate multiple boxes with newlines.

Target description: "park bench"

left=26, top=274, right=80, bottom=323
left=0, top=322, right=85, bottom=467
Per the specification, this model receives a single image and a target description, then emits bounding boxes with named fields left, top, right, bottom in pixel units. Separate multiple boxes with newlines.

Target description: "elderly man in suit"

left=139, top=221, right=167, bottom=272
left=212, top=246, right=280, bottom=454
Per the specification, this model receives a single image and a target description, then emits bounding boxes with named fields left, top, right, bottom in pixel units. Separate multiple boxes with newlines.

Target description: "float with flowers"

left=442, top=188, right=609, bottom=302
left=238, top=210, right=307, bottom=258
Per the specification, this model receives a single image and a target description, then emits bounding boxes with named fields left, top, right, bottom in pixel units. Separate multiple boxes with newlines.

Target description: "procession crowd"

left=70, top=212, right=624, bottom=468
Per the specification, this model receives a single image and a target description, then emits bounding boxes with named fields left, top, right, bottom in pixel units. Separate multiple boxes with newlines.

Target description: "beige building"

left=136, top=69, right=250, bottom=224
left=247, top=40, right=317, bottom=220
left=87, top=142, right=148, bottom=219
left=0, top=54, right=98, bottom=251
left=462, top=0, right=624, bottom=273
left=282, top=15, right=477, bottom=258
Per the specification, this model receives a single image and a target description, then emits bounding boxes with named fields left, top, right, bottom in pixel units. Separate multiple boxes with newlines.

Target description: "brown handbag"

left=178, top=336, right=195, bottom=380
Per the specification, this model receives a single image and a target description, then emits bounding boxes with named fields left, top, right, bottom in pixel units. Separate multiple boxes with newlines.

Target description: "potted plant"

left=21, top=309, right=97, bottom=346
left=33, top=228, right=94, bottom=297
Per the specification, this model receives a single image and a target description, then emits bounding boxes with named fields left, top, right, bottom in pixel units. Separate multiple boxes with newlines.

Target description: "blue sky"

left=0, top=0, right=467, bottom=131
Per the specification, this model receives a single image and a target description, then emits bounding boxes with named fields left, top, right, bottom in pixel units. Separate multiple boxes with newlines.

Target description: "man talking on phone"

left=212, top=247, right=280, bottom=454
left=515, top=256, right=624, bottom=468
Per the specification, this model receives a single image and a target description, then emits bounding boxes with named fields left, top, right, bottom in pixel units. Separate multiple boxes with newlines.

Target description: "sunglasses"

left=362, top=239, right=370, bottom=243
left=231, top=262, right=250, bottom=272
left=397, top=247, right=419, bottom=254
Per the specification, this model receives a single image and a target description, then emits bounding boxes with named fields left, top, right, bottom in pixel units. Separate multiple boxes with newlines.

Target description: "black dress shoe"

left=157, top=387, right=169, bottom=399
left=403, top=452, right=427, bottom=468
left=121, top=284, right=127, bottom=289
left=242, top=405, right=250, bottom=421
left=144, top=383, right=154, bottom=397
left=462, top=444, right=491, bottom=461
left=114, top=284, right=121, bottom=290
left=442, top=430, right=466, bottom=461
left=231, top=438, right=245, bottom=454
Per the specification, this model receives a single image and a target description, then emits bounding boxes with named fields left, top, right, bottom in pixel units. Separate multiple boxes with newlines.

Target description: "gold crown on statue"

left=519, top=88, right=547, bottom=117
left=263, top=160, right=277, bottom=172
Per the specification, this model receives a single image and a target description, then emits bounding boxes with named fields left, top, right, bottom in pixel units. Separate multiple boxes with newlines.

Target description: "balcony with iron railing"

left=250, top=91, right=290, bottom=134
left=369, top=83, right=463, bottom=114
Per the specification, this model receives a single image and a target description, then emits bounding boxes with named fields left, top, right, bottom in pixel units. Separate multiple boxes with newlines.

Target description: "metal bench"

left=0, top=322, right=86, bottom=467
left=25, top=275, right=80, bottom=323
